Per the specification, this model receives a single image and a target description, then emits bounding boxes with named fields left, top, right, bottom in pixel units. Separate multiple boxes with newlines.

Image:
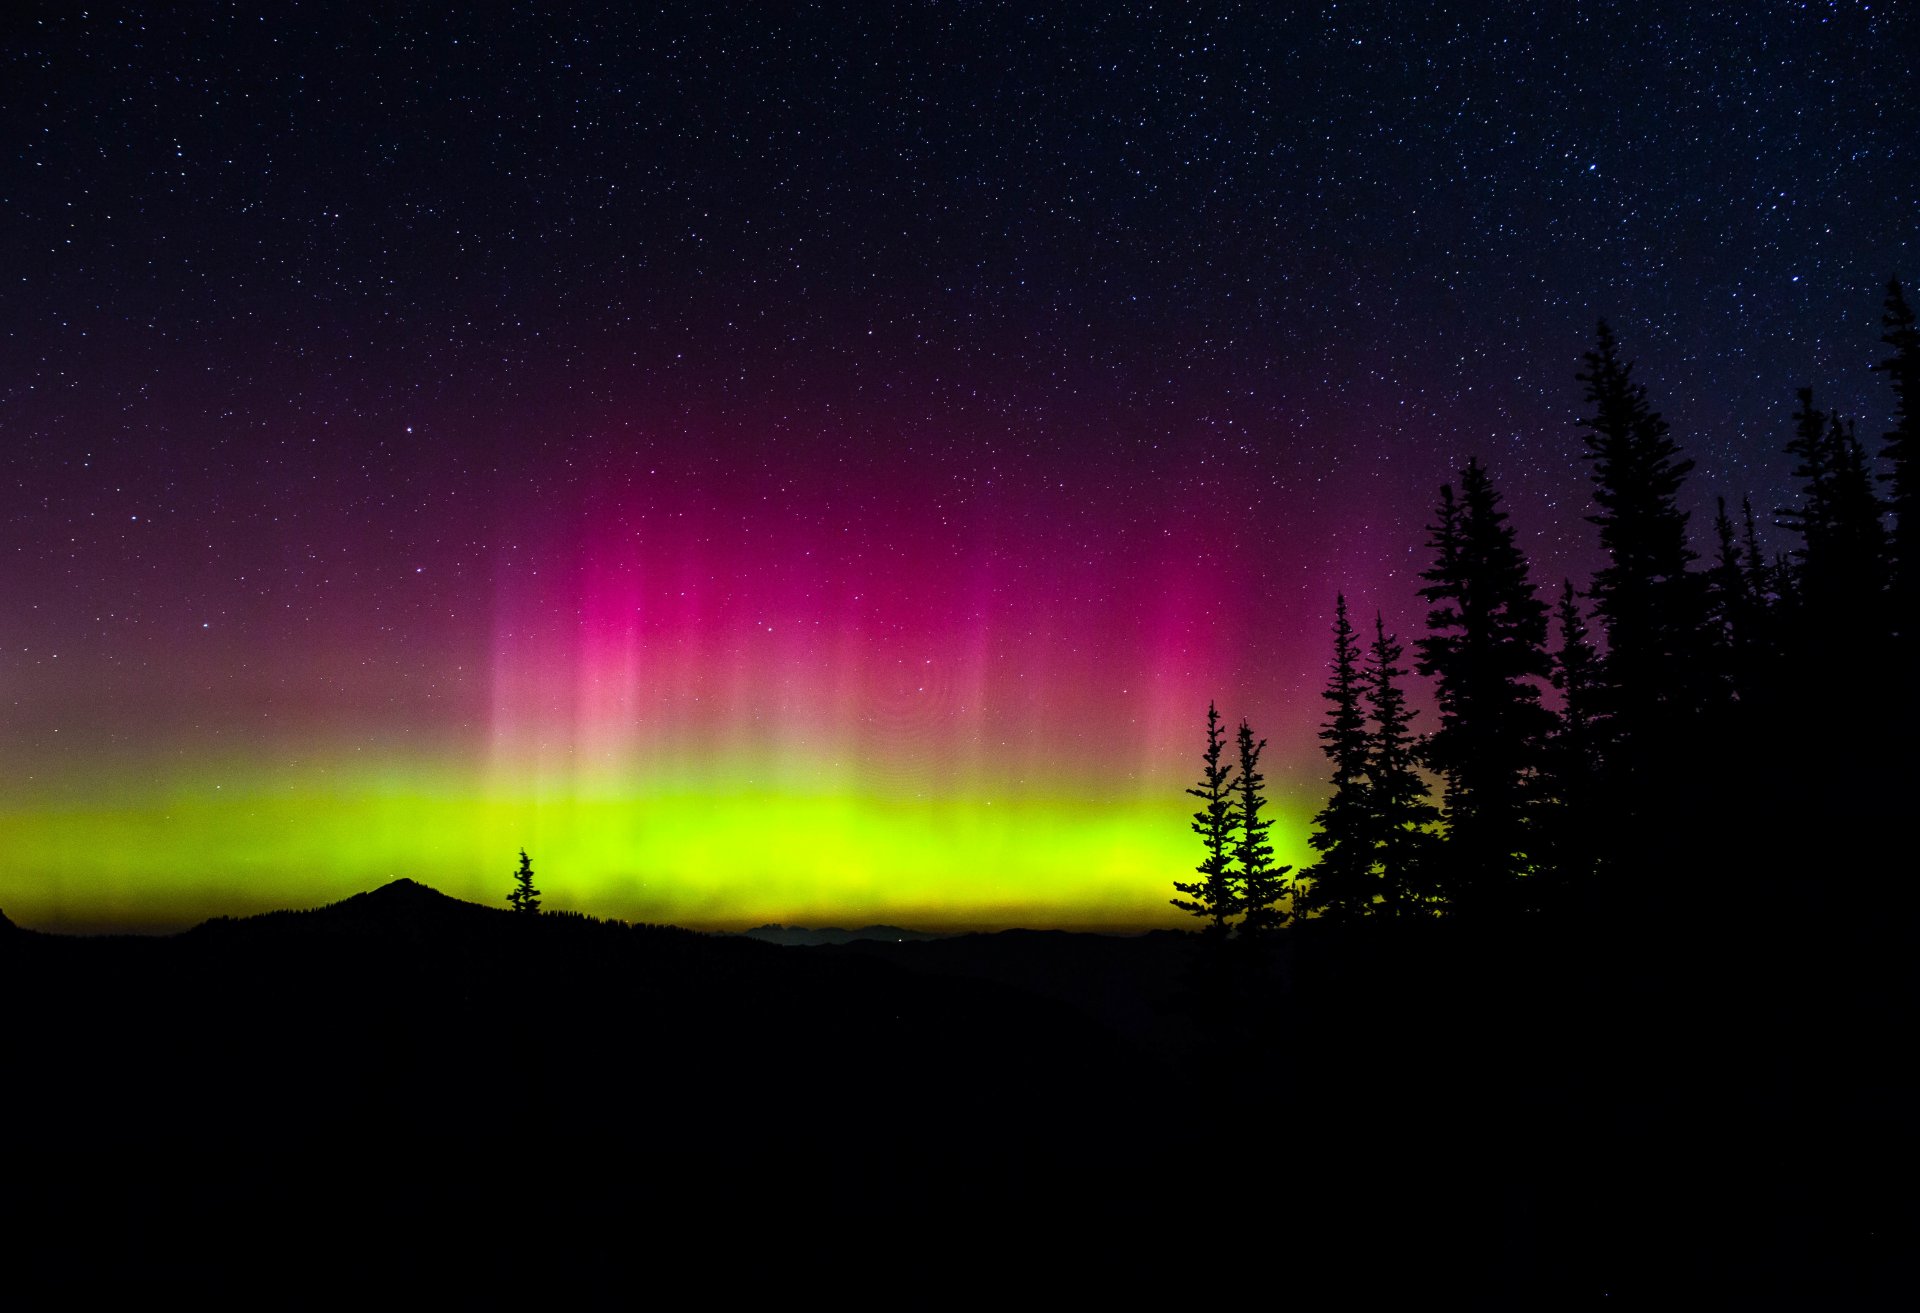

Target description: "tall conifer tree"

left=1540, top=583, right=1605, bottom=904
left=1234, top=720, right=1292, bottom=936
left=1303, top=595, right=1375, bottom=920
left=1575, top=321, right=1705, bottom=748
left=1551, top=583, right=1604, bottom=756
left=1173, top=701, right=1240, bottom=935
left=1825, top=415, right=1888, bottom=610
left=1364, top=613, right=1439, bottom=916
left=1740, top=495, right=1772, bottom=606
left=1779, top=388, right=1834, bottom=584
left=1704, top=496, right=1752, bottom=701
left=1780, top=391, right=1887, bottom=627
left=1415, top=458, right=1553, bottom=909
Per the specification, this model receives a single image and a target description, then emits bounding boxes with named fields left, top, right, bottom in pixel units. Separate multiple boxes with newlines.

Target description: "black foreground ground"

left=2, top=880, right=1911, bottom=1304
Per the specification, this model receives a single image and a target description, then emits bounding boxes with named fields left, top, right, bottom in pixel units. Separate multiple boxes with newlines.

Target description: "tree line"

left=1176, top=278, right=1919, bottom=928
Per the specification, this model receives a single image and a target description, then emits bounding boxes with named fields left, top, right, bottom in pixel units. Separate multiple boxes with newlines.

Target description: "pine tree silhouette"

left=1539, top=581, right=1605, bottom=906
left=1704, top=495, right=1754, bottom=702
left=1779, top=388, right=1834, bottom=586
left=1740, top=494, right=1773, bottom=606
left=1877, top=277, right=1920, bottom=635
left=1575, top=321, right=1705, bottom=747
left=1550, top=583, right=1604, bottom=756
left=1572, top=319, right=1713, bottom=897
left=1728, top=493, right=1784, bottom=692
left=1832, top=414, right=1887, bottom=541
left=1302, top=595, right=1375, bottom=921
left=1780, top=390, right=1887, bottom=632
left=507, top=849, right=541, bottom=915
left=1172, top=702, right=1241, bottom=936
left=1364, top=613, right=1440, bottom=917
left=1234, top=719, right=1292, bottom=936
left=1415, top=458, right=1554, bottom=911
left=1826, top=414, right=1888, bottom=610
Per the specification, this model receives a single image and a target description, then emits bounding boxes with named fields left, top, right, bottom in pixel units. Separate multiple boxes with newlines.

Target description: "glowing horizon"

left=5, top=437, right=1368, bottom=935
left=4, top=746, right=1326, bottom=934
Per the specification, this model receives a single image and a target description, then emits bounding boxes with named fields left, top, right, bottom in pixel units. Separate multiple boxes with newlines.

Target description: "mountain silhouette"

left=298, top=876, right=497, bottom=927
left=186, top=875, right=509, bottom=941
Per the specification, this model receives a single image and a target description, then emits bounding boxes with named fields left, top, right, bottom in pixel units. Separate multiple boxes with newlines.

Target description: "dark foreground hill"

left=1, top=883, right=1911, bottom=1302
left=6, top=881, right=1157, bottom=1152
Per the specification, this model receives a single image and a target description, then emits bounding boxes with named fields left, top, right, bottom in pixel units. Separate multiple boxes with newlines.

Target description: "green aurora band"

left=5, top=752, right=1320, bottom=933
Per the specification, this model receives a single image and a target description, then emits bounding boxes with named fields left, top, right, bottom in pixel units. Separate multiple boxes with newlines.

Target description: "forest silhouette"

left=4, top=288, right=1915, bottom=1302
left=1178, top=280, right=1920, bottom=936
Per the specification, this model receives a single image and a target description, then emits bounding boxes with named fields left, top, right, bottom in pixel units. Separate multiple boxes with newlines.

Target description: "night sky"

left=4, top=3, right=1913, bottom=931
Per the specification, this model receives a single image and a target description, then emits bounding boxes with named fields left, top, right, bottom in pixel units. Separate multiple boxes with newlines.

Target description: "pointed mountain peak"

left=323, top=878, right=483, bottom=922
left=187, top=877, right=505, bottom=939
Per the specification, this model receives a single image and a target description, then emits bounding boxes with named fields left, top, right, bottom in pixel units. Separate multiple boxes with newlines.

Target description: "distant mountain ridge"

left=742, top=923, right=946, bottom=946
left=187, top=876, right=515, bottom=939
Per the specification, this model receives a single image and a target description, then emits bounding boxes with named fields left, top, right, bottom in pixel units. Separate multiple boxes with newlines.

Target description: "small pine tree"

left=1731, top=494, right=1783, bottom=685
left=1779, top=388, right=1834, bottom=577
left=1303, top=595, right=1375, bottom=921
left=1540, top=581, right=1605, bottom=904
left=1703, top=495, right=1752, bottom=701
left=1550, top=582, right=1605, bottom=759
left=1234, top=719, right=1292, bottom=936
left=507, top=848, right=541, bottom=915
left=1824, top=415, right=1888, bottom=613
left=1173, top=702, right=1240, bottom=936
left=1740, top=495, right=1773, bottom=605
left=1364, top=613, right=1440, bottom=917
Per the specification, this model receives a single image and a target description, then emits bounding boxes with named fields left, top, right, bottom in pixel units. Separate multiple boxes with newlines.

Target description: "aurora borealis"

left=4, top=5, right=1913, bottom=931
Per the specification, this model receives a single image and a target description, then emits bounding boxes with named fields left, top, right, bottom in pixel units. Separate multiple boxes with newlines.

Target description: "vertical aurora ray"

left=4, top=411, right=1406, bottom=933
left=2, top=0, right=1899, bottom=937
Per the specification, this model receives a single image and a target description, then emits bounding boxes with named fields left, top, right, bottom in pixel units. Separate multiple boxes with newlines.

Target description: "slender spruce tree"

left=1551, top=583, right=1604, bottom=759
left=1415, top=458, right=1554, bottom=910
left=1877, top=277, right=1919, bottom=634
left=1732, top=493, right=1783, bottom=686
left=1740, top=495, right=1773, bottom=605
left=1575, top=321, right=1705, bottom=752
left=507, top=848, right=541, bottom=915
left=1706, top=496, right=1745, bottom=632
left=1364, top=613, right=1440, bottom=916
left=1303, top=595, right=1375, bottom=920
left=1779, top=388, right=1834, bottom=586
left=1780, top=391, right=1887, bottom=628
left=1825, top=414, right=1888, bottom=612
left=1703, top=495, right=1753, bottom=701
left=1173, top=701, right=1240, bottom=935
left=1234, top=719, right=1292, bottom=936
left=1539, top=582, right=1605, bottom=905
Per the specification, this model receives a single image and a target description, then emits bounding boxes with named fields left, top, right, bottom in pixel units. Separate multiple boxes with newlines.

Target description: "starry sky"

left=4, top=3, right=1913, bottom=931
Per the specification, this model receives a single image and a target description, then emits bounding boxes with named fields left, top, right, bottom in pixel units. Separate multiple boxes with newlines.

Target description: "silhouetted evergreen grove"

left=1171, top=701, right=1295, bottom=935
left=1185, top=281, right=1915, bottom=925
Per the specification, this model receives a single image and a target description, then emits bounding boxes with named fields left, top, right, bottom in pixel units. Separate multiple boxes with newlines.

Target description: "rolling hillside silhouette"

left=2, top=881, right=1909, bottom=1301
